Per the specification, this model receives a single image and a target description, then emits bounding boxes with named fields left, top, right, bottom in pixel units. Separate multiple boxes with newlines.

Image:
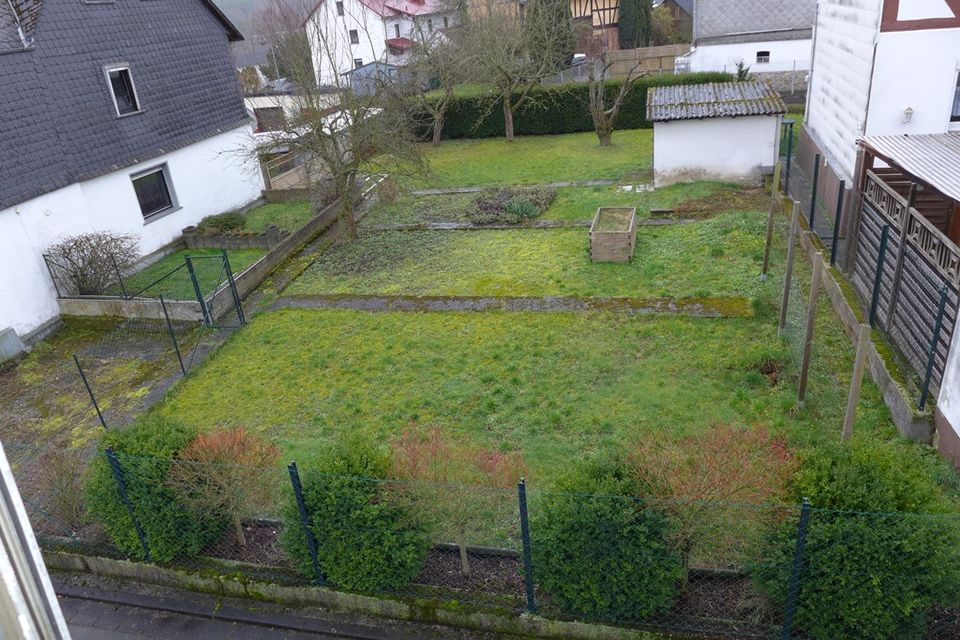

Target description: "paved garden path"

left=410, top=179, right=621, bottom=195
left=274, top=294, right=753, bottom=317
left=365, top=218, right=699, bottom=232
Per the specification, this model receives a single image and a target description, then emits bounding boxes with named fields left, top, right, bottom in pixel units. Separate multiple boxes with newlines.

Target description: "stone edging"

left=44, top=550, right=673, bottom=640
left=274, top=294, right=755, bottom=317
left=365, top=218, right=698, bottom=232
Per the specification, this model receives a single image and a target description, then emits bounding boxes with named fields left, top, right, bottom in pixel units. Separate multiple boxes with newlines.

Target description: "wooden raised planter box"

left=590, top=207, right=637, bottom=263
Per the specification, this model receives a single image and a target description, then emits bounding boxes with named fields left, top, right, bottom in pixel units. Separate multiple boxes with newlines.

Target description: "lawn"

left=244, top=201, right=313, bottom=233
left=414, top=130, right=653, bottom=188
left=155, top=308, right=892, bottom=479
left=290, top=212, right=768, bottom=300
left=116, top=248, right=266, bottom=300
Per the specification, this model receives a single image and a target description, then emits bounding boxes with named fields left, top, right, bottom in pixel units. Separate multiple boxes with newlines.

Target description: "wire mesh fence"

left=13, top=443, right=960, bottom=640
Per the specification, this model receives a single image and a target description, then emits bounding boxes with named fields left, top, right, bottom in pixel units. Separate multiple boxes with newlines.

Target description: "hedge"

left=423, top=72, right=734, bottom=140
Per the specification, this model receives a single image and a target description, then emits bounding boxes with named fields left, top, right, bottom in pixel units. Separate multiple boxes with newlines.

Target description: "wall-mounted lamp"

left=903, top=106, right=914, bottom=124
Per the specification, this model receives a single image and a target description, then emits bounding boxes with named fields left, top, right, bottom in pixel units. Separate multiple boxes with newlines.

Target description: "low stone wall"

left=262, top=188, right=312, bottom=203
left=57, top=297, right=203, bottom=323
left=182, top=225, right=289, bottom=250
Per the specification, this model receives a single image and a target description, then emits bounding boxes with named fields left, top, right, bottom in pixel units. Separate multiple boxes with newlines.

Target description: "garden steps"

left=273, top=294, right=753, bottom=317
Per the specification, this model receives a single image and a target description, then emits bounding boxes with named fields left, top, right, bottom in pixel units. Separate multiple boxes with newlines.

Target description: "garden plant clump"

left=469, top=186, right=557, bottom=225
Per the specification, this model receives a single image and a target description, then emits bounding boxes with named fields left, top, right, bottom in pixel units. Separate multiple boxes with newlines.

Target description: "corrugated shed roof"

left=647, top=81, right=786, bottom=122
left=860, top=133, right=960, bottom=204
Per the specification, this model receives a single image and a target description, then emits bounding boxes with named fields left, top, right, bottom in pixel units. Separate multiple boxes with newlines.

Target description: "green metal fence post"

left=184, top=256, right=212, bottom=326
left=111, top=255, right=129, bottom=299
left=220, top=249, right=245, bottom=325
left=159, top=295, right=187, bottom=376
left=105, top=448, right=151, bottom=561
left=869, top=225, right=891, bottom=327
left=517, top=477, right=537, bottom=614
left=73, top=353, right=107, bottom=430
left=808, top=154, right=821, bottom=231
left=783, top=121, right=794, bottom=193
left=781, top=498, right=811, bottom=640
left=919, top=286, right=950, bottom=411
left=830, top=180, right=846, bottom=265
left=288, top=462, right=325, bottom=585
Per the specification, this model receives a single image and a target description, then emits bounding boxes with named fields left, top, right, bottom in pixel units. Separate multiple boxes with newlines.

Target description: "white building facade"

left=305, top=0, right=457, bottom=85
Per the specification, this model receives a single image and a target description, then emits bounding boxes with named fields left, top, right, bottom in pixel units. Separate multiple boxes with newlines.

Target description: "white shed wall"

left=688, top=39, right=813, bottom=74
left=0, top=125, right=263, bottom=338
left=653, top=115, right=781, bottom=186
left=804, top=0, right=883, bottom=182
left=941, top=331, right=960, bottom=441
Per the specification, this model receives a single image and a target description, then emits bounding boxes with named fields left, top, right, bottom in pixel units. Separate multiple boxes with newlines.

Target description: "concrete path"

left=274, top=294, right=753, bottom=317
left=410, top=179, right=619, bottom=195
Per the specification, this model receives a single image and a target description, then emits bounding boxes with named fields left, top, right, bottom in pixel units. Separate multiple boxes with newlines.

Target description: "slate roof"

left=693, top=0, right=816, bottom=45
left=860, top=133, right=960, bottom=204
left=647, top=81, right=786, bottom=122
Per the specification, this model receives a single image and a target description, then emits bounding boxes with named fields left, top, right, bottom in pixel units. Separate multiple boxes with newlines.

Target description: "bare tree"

left=462, top=0, right=577, bottom=141
left=253, top=0, right=426, bottom=241
left=586, top=47, right=646, bottom=147
left=407, top=22, right=470, bottom=146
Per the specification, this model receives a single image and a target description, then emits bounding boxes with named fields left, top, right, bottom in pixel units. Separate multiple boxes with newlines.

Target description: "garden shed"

left=647, top=81, right=786, bottom=187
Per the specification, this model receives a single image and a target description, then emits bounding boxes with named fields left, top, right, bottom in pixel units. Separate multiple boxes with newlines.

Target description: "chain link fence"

left=10, top=442, right=960, bottom=640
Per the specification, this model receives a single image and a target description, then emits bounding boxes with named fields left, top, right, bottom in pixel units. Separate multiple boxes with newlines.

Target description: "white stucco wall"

left=688, top=39, right=813, bottom=74
left=307, top=0, right=387, bottom=85
left=941, top=330, right=960, bottom=438
left=653, top=115, right=781, bottom=187
left=866, top=28, right=960, bottom=136
left=0, top=125, right=263, bottom=338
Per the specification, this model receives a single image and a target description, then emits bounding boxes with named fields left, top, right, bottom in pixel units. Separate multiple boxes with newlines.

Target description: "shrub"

left=45, top=232, right=140, bottom=295
left=389, top=425, right=526, bottom=576
left=197, top=212, right=246, bottom=234
left=84, top=415, right=227, bottom=562
left=167, top=427, right=281, bottom=547
left=532, top=457, right=682, bottom=620
left=418, top=73, right=734, bottom=141
left=752, top=439, right=960, bottom=640
left=280, top=435, right=429, bottom=592
left=504, top=198, right=538, bottom=223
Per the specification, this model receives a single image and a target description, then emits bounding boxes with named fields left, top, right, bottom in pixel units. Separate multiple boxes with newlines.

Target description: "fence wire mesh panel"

left=184, top=253, right=245, bottom=328
left=23, top=444, right=960, bottom=640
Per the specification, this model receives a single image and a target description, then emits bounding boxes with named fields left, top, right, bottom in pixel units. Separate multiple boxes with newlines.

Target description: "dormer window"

left=105, top=65, right=140, bottom=117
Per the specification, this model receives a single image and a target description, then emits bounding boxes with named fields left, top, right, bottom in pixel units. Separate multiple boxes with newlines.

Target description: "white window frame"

left=130, top=163, right=179, bottom=222
left=103, top=64, right=142, bottom=118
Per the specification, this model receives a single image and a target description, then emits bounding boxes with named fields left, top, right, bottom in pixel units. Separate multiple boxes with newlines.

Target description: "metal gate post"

left=517, top=478, right=537, bottom=614
left=869, top=225, right=891, bottom=327
left=919, top=286, right=950, bottom=411
left=159, top=295, right=186, bottom=376
left=829, top=180, right=846, bottom=265
left=220, top=249, right=246, bottom=325
left=105, top=448, right=151, bottom=561
left=184, top=256, right=212, bottom=326
left=808, top=154, right=821, bottom=231
left=73, top=354, right=107, bottom=430
left=287, top=462, right=325, bottom=585
left=778, top=202, right=801, bottom=336
left=781, top=499, right=812, bottom=640
left=783, top=122, right=794, bottom=193
left=111, top=255, right=128, bottom=299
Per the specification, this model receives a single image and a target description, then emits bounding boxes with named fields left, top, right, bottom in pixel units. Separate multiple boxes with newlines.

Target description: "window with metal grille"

left=354, top=58, right=363, bottom=68
left=756, top=51, right=770, bottom=64
left=131, top=165, right=175, bottom=219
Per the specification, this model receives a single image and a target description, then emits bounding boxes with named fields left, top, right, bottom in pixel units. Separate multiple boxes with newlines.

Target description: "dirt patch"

left=415, top=548, right=524, bottom=597
left=592, top=208, right=635, bottom=233
left=674, top=186, right=768, bottom=219
left=203, top=520, right=291, bottom=568
left=758, top=358, right=784, bottom=387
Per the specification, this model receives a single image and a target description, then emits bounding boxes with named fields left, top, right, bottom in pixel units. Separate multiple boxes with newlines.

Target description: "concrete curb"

left=44, top=550, right=675, bottom=640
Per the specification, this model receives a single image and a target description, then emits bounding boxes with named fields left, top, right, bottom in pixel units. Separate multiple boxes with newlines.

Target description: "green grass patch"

left=414, top=130, right=653, bottom=188
left=118, top=248, right=266, bottom=300
left=155, top=308, right=893, bottom=480
left=244, top=201, right=313, bottom=234
left=290, top=211, right=768, bottom=299
left=360, top=193, right=477, bottom=227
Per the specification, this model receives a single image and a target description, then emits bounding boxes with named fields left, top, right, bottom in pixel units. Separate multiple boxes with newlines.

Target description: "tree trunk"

left=503, top=98, right=515, bottom=142
left=458, top=529, right=471, bottom=576
left=234, top=513, right=247, bottom=547
left=432, top=111, right=445, bottom=146
left=597, top=127, right=613, bottom=146
left=337, top=173, right=358, bottom=241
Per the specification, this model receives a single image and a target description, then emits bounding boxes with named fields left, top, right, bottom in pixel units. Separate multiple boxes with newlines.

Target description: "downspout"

left=861, top=6, right=884, bottom=137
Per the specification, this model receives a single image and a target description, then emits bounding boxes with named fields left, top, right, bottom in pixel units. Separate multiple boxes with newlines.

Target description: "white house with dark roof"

left=678, top=0, right=815, bottom=90
left=304, top=0, right=457, bottom=84
left=0, top=0, right=264, bottom=341
left=647, top=81, right=786, bottom=186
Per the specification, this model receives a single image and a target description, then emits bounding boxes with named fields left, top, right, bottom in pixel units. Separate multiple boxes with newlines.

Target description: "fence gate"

left=184, top=251, right=245, bottom=328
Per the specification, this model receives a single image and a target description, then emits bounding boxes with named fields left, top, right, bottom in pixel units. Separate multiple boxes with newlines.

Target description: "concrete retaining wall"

left=183, top=225, right=289, bottom=250
left=57, top=297, right=203, bottom=323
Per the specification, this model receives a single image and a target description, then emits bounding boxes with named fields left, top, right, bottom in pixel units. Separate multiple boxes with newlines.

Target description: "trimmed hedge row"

left=424, top=72, right=734, bottom=140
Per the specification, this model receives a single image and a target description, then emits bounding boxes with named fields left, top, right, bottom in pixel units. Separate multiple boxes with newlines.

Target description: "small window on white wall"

left=335, top=1, right=344, bottom=15
left=951, top=73, right=960, bottom=123
left=131, top=164, right=176, bottom=220
left=443, top=15, right=448, bottom=28
left=354, top=58, right=363, bottom=68
left=349, top=29, right=359, bottom=44
left=756, top=51, right=770, bottom=64
left=394, top=23, right=400, bottom=38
